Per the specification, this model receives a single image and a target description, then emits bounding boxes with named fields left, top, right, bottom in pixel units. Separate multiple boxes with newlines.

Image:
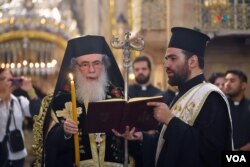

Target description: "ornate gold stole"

left=155, top=83, right=233, bottom=165
left=79, top=134, right=135, bottom=167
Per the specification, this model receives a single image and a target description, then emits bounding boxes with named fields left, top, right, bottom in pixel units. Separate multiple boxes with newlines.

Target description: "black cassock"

left=228, top=97, right=250, bottom=149
left=44, top=85, right=136, bottom=167
left=128, top=84, right=161, bottom=98
left=142, top=74, right=232, bottom=167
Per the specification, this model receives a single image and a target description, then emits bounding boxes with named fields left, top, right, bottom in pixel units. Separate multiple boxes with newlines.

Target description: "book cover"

left=84, top=96, right=163, bottom=133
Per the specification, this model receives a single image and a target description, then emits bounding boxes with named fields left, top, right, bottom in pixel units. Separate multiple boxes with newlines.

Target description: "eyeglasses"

left=76, top=60, right=103, bottom=70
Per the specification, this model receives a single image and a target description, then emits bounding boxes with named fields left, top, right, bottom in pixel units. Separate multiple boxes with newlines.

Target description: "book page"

left=96, top=98, right=125, bottom=102
left=128, top=95, right=163, bottom=103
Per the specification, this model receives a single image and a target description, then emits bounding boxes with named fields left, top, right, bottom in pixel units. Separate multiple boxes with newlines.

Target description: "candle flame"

left=69, top=73, right=73, bottom=81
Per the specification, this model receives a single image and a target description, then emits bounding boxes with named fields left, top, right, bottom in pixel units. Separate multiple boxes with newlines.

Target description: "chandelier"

left=204, top=0, right=229, bottom=9
left=0, top=38, right=58, bottom=76
left=0, top=0, right=80, bottom=76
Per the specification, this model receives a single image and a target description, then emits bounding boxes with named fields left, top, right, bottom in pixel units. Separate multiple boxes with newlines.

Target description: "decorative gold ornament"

left=32, top=94, right=53, bottom=167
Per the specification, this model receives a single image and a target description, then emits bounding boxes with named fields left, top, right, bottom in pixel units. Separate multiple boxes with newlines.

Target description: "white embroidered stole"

left=155, top=83, right=233, bottom=165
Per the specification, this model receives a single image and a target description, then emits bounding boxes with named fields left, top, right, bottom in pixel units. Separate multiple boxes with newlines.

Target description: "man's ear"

left=241, top=82, right=247, bottom=91
left=188, top=55, right=198, bottom=68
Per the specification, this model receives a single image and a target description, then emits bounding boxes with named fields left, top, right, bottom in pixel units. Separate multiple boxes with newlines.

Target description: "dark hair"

left=133, top=55, right=152, bottom=70
left=182, top=50, right=204, bottom=69
left=225, top=69, right=247, bottom=83
left=208, top=72, right=225, bottom=84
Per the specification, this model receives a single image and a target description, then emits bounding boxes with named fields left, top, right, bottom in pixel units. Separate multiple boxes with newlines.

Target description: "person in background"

left=0, top=68, right=41, bottom=167
left=128, top=55, right=161, bottom=98
left=42, top=35, right=136, bottom=167
left=224, top=69, right=250, bottom=151
left=12, top=77, right=46, bottom=167
left=208, top=72, right=225, bottom=93
left=113, top=27, right=233, bottom=167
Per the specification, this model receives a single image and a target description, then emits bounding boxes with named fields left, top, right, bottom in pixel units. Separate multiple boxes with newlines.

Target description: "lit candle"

left=68, top=73, right=80, bottom=167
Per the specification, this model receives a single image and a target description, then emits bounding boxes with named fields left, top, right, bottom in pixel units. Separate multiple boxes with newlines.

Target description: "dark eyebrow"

left=165, top=54, right=177, bottom=59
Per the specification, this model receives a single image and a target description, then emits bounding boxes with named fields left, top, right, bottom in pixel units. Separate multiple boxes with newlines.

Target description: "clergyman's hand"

left=147, top=102, right=174, bottom=125
left=112, top=126, right=143, bottom=141
left=63, top=119, right=78, bottom=136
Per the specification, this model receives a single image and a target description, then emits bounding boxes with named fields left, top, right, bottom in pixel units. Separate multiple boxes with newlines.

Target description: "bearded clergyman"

left=42, top=35, right=136, bottom=167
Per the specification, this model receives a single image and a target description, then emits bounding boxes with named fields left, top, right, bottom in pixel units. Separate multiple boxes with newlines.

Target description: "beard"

left=168, top=62, right=190, bottom=86
left=135, top=74, right=150, bottom=84
left=225, top=87, right=241, bottom=98
left=75, top=69, right=108, bottom=103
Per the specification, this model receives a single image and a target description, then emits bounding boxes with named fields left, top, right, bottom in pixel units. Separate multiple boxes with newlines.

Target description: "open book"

left=84, top=96, right=163, bottom=133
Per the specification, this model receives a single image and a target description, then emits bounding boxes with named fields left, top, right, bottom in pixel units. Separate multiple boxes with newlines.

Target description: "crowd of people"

left=208, top=70, right=250, bottom=151
left=0, top=27, right=249, bottom=167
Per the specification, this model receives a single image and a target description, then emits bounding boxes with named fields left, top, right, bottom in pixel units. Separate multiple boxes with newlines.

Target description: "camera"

left=9, top=78, right=23, bottom=87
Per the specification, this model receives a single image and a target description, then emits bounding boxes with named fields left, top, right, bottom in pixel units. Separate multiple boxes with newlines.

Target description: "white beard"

left=75, top=69, right=108, bottom=103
